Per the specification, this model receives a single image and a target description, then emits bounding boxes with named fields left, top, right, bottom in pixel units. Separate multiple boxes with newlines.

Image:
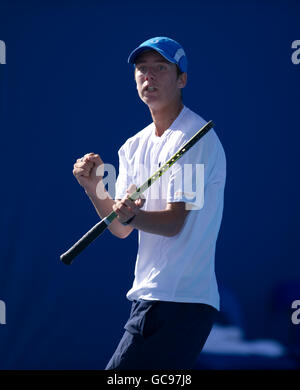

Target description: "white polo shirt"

left=115, top=106, right=226, bottom=310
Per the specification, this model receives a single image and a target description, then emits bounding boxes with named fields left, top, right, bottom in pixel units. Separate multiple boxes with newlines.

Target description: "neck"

left=149, top=100, right=184, bottom=137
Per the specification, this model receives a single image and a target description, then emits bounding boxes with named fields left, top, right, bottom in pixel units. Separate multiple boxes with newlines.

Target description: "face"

left=134, top=50, right=187, bottom=111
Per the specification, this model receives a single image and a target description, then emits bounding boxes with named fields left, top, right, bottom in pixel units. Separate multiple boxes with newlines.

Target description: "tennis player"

left=73, top=37, right=226, bottom=369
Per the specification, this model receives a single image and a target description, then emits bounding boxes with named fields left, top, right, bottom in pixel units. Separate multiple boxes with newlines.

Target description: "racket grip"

left=60, top=217, right=110, bottom=265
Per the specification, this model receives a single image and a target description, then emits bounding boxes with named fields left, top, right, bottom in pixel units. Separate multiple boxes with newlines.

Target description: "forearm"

left=85, top=182, right=133, bottom=239
left=130, top=209, right=185, bottom=237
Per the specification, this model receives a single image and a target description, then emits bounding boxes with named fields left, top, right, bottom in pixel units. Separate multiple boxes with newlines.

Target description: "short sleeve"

left=167, top=131, right=218, bottom=210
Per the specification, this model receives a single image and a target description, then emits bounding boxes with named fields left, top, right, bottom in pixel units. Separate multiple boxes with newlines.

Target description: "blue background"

left=0, top=0, right=299, bottom=369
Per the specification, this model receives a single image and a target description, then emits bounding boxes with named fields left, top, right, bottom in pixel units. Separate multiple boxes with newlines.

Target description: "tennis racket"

left=60, top=120, right=214, bottom=265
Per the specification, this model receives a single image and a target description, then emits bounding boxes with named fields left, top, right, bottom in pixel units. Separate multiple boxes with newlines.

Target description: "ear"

left=178, top=72, right=187, bottom=89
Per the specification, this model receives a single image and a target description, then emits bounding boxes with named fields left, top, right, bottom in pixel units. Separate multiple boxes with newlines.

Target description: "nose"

left=145, top=67, right=156, bottom=80
left=145, top=74, right=155, bottom=81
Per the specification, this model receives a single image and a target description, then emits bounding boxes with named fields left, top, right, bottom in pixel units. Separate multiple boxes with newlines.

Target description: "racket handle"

left=60, top=217, right=110, bottom=265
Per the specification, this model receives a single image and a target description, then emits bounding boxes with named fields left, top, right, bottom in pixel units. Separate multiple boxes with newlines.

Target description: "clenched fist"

left=73, top=153, right=104, bottom=195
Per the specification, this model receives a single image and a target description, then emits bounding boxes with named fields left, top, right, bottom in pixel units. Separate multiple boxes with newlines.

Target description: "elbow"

left=109, top=225, right=132, bottom=239
left=166, top=223, right=183, bottom=237
left=118, top=230, right=132, bottom=239
left=164, top=207, right=190, bottom=237
left=166, top=215, right=188, bottom=237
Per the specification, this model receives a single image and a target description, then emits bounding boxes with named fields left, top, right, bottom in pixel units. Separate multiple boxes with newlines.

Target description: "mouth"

left=143, top=85, right=158, bottom=93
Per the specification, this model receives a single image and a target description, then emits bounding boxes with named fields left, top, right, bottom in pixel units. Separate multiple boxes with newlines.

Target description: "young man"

left=73, top=37, right=226, bottom=369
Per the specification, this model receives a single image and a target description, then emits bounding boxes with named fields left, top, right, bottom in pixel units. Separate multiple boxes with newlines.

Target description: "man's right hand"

left=73, top=153, right=104, bottom=195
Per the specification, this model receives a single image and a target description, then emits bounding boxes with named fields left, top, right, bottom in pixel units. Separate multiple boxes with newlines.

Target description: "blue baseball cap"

left=128, top=37, right=188, bottom=73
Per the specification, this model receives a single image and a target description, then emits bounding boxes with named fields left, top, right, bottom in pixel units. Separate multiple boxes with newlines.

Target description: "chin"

left=143, top=98, right=165, bottom=111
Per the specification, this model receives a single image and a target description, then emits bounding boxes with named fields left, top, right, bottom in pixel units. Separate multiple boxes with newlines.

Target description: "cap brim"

left=128, top=45, right=176, bottom=65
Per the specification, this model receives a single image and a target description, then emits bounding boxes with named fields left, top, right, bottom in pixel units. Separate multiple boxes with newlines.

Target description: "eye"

left=158, top=64, right=166, bottom=71
left=137, top=65, right=147, bottom=74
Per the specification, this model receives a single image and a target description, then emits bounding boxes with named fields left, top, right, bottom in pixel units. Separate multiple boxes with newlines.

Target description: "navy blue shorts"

left=105, top=299, right=216, bottom=370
